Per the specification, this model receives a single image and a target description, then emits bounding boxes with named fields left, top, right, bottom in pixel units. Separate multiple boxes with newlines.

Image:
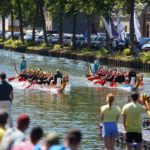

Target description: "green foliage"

left=4, top=38, right=14, bottom=45
left=40, top=43, right=47, bottom=48
left=53, top=44, right=61, bottom=50
left=140, top=52, right=150, bottom=63
left=95, top=48, right=108, bottom=57
left=4, top=39, right=27, bottom=49
left=122, top=48, right=131, bottom=56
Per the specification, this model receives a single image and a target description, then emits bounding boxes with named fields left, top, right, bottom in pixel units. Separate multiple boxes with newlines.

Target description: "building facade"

left=52, top=13, right=100, bottom=34
left=141, top=4, right=150, bottom=37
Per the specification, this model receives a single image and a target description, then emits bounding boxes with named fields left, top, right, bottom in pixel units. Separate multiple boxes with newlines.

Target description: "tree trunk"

left=38, top=0, right=48, bottom=45
left=72, top=14, right=77, bottom=50
left=130, top=0, right=135, bottom=53
left=32, top=2, right=39, bottom=44
left=58, top=12, right=63, bottom=47
left=17, top=0, right=24, bottom=43
left=11, top=11, right=14, bottom=39
left=87, top=15, right=91, bottom=49
left=2, top=16, right=5, bottom=41
left=105, top=15, right=110, bottom=51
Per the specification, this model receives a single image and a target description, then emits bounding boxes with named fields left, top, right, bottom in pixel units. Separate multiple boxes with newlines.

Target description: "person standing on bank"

left=20, top=54, right=27, bottom=72
left=100, top=93, right=121, bottom=150
left=122, top=91, right=146, bottom=150
left=0, top=72, right=14, bottom=127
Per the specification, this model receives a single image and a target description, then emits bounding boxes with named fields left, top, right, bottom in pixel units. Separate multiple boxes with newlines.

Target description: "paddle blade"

left=25, top=84, right=32, bottom=89
left=8, top=77, right=16, bottom=81
left=18, top=78, right=25, bottom=82
left=110, top=81, right=116, bottom=87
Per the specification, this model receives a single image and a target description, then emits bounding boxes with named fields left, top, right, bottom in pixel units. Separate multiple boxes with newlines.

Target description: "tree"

left=116, top=0, right=148, bottom=53
left=16, top=0, right=24, bottom=43
left=80, top=0, right=97, bottom=48
left=0, top=0, right=12, bottom=41
left=38, top=0, right=48, bottom=45
left=46, top=0, right=66, bottom=47
left=65, top=0, right=79, bottom=50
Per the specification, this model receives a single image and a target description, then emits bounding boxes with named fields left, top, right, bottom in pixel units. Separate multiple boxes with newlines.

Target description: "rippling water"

left=0, top=49, right=150, bottom=149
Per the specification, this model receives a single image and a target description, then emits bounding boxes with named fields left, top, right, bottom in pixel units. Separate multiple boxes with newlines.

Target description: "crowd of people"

left=0, top=55, right=148, bottom=150
left=100, top=91, right=148, bottom=150
left=0, top=112, right=82, bottom=150
left=88, top=60, right=143, bottom=88
left=13, top=55, right=69, bottom=91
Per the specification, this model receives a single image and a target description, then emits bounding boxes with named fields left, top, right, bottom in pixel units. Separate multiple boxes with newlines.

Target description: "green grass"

left=3, top=40, right=150, bottom=64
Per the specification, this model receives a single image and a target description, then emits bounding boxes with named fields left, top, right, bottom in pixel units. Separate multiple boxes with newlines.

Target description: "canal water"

left=0, top=49, right=150, bottom=150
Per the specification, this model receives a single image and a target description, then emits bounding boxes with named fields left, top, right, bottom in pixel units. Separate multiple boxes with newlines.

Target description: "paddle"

left=109, top=80, right=117, bottom=87
left=8, top=62, right=19, bottom=81
left=25, top=81, right=37, bottom=89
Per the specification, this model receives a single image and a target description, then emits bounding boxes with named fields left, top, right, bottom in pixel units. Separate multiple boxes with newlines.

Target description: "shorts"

left=102, top=122, right=118, bottom=138
left=126, top=132, right=142, bottom=143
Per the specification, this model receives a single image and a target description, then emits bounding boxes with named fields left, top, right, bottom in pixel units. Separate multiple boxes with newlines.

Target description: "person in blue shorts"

left=100, top=93, right=121, bottom=150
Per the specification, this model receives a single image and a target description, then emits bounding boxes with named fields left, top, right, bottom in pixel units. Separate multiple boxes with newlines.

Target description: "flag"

left=101, top=16, right=113, bottom=38
left=134, top=12, right=142, bottom=42
left=117, top=16, right=125, bottom=41
left=109, top=16, right=119, bottom=39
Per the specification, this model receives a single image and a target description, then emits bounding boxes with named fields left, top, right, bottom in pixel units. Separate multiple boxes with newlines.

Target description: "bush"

left=100, top=48, right=108, bottom=55
left=4, top=38, right=14, bottom=45
left=40, top=43, right=47, bottom=48
left=13, top=40, right=23, bottom=47
left=122, top=48, right=131, bottom=56
left=140, top=52, right=150, bottom=63
left=54, top=44, right=61, bottom=50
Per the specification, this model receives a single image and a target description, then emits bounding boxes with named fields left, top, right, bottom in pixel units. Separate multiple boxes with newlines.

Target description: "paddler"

left=128, top=69, right=137, bottom=84
left=58, top=74, right=69, bottom=92
left=93, top=59, right=100, bottom=75
left=54, top=69, right=63, bottom=86
left=20, top=54, right=27, bottom=72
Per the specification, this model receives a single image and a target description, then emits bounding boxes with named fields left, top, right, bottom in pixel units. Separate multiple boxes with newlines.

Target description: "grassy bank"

left=2, top=39, right=150, bottom=69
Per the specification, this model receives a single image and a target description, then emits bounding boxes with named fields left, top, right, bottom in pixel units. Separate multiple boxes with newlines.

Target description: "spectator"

left=100, top=93, right=120, bottom=150
left=0, top=113, right=30, bottom=150
left=12, top=126, right=43, bottom=150
left=50, top=128, right=82, bottom=150
left=122, top=91, right=146, bottom=150
left=0, top=111, right=8, bottom=142
left=37, top=132, right=60, bottom=150
left=0, top=72, right=14, bottom=127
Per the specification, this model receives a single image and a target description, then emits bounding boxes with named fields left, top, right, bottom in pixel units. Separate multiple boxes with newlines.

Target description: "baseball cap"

left=17, top=113, right=30, bottom=125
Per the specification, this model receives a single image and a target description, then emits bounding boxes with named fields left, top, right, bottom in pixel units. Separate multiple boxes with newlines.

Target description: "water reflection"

left=0, top=49, right=150, bottom=149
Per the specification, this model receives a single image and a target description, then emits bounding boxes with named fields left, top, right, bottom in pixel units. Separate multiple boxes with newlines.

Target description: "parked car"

left=75, top=35, right=87, bottom=47
left=35, top=35, right=44, bottom=44
left=91, top=36, right=106, bottom=49
left=13, top=32, right=21, bottom=39
left=5, top=32, right=11, bottom=39
left=48, top=34, right=59, bottom=44
left=63, top=34, right=72, bottom=46
left=139, top=37, right=150, bottom=49
left=141, top=40, right=150, bottom=51
left=24, top=33, right=32, bottom=41
left=115, top=39, right=126, bottom=50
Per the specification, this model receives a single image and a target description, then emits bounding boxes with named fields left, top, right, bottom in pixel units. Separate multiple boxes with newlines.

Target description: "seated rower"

left=54, top=69, right=63, bottom=86
left=57, top=74, right=69, bottom=92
